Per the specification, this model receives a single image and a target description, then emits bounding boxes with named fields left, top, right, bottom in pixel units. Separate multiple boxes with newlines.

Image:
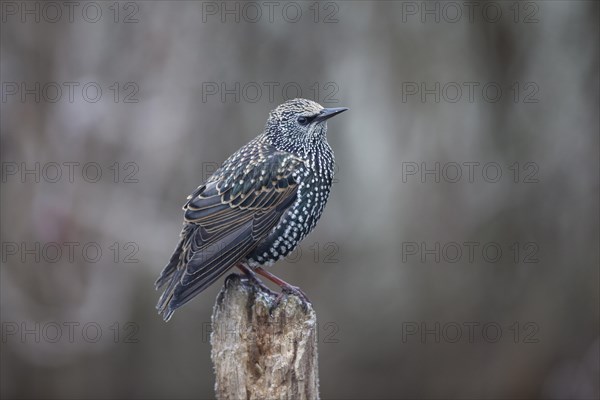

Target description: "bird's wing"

left=155, top=144, right=305, bottom=320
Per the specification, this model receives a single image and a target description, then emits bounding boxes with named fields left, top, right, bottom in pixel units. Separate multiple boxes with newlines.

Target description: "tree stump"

left=211, top=274, right=320, bottom=400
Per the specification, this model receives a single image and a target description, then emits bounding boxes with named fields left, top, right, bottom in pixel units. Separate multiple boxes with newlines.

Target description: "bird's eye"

left=297, top=116, right=309, bottom=126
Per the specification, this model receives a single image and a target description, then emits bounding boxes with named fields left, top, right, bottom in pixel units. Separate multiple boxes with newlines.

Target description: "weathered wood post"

left=211, top=274, right=320, bottom=400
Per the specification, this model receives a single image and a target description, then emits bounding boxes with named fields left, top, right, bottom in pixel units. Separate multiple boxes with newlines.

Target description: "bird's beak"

left=315, top=107, right=348, bottom=123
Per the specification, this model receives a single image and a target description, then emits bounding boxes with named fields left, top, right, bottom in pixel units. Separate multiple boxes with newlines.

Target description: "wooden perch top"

left=211, top=274, right=320, bottom=400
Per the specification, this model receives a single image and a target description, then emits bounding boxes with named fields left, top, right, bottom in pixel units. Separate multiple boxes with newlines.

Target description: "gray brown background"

left=1, top=1, right=598, bottom=399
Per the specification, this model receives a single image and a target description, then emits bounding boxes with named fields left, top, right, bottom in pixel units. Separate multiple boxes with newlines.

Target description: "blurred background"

left=1, top=1, right=598, bottom=399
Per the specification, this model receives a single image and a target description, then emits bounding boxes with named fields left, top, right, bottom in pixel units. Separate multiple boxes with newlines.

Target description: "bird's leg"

left=254, top=267, right=311, bottom=303
left=236, top=264, right=277, bottom=296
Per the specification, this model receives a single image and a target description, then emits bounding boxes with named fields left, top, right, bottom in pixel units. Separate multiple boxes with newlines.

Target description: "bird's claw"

left=240, top=272, right=278, bottom=297
left=282, top=284, right=309, bottom=301
left=276, top=284, right=311, bottom=311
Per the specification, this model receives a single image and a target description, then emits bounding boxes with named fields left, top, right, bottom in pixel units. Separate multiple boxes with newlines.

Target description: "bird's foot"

left=274, top=283, right=310, bottom=311
left=236, top=264, right=278, bottom=297
left=280, top=284, right=310, bottom=303
left=240, top=265, right=312, bottom=310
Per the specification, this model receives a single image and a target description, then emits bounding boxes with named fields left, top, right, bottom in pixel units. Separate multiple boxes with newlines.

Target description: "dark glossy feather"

left=155, top=143, right=305, bottom=320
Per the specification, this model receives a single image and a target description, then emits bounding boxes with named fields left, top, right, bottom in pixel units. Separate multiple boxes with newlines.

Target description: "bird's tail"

left=155, top=235, right=186, bottom=321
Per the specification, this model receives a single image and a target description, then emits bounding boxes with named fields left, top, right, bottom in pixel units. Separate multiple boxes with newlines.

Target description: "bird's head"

left=264, top=98, right=347, bottom=154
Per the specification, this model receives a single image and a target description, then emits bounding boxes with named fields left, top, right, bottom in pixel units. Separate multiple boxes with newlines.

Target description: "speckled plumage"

left=155, top=98, right=347, bottom=321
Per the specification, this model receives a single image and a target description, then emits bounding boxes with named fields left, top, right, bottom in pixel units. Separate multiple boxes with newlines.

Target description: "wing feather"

left=155, top=143, right=305, bottom=320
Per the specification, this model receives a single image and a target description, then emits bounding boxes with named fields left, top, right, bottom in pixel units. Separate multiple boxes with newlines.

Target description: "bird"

left=155, top=98, right=347, bottom=321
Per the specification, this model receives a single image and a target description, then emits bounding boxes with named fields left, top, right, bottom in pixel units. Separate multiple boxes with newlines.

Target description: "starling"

left=155, top=98, right=347, bottom=321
